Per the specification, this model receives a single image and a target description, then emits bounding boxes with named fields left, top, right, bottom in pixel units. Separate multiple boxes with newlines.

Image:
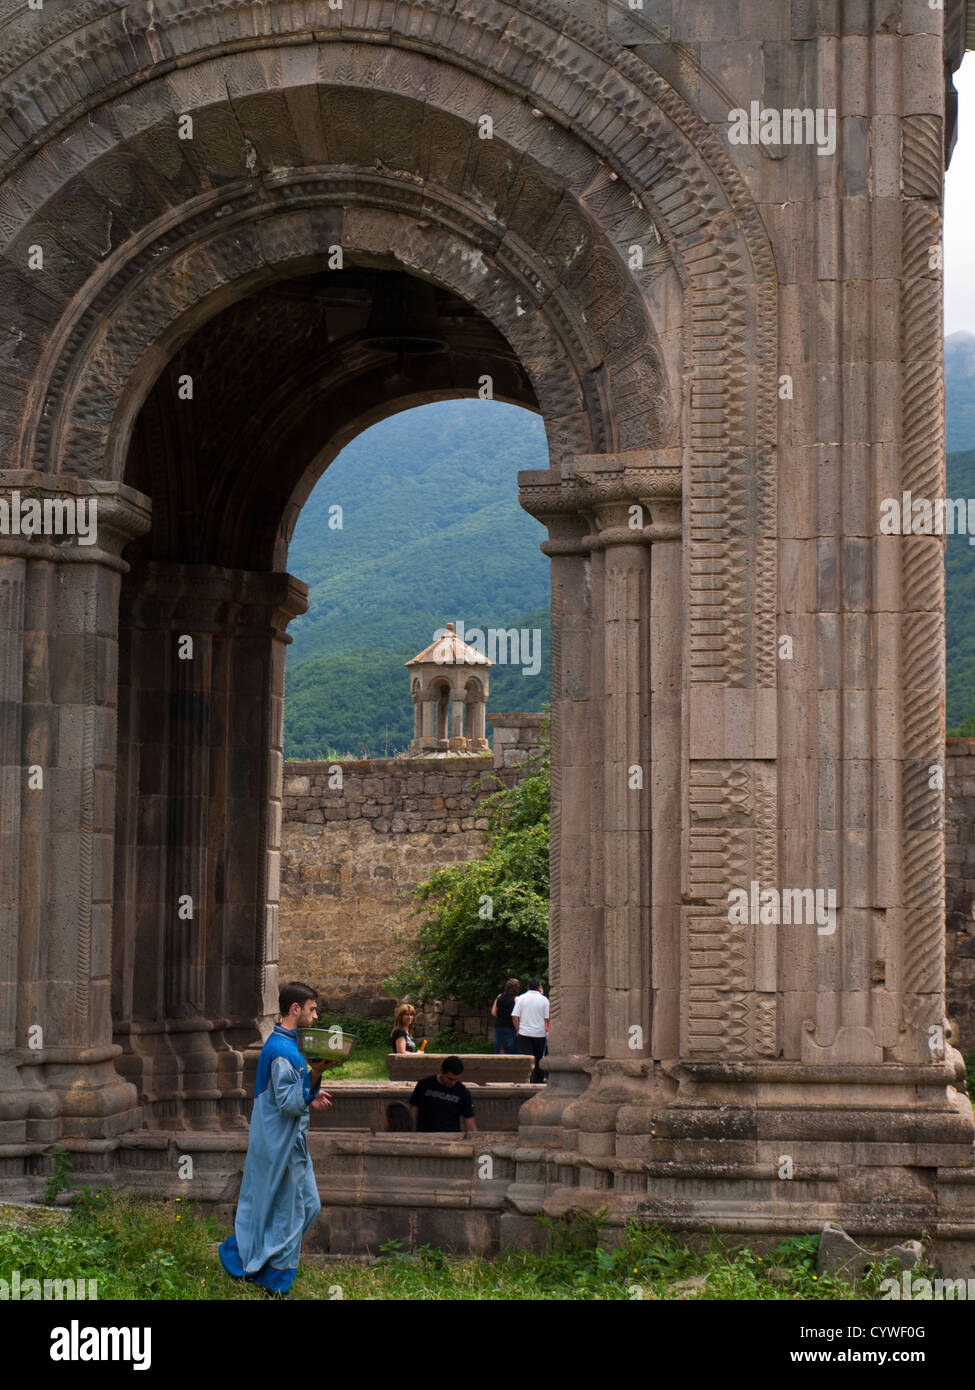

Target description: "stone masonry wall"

left=280, top=755, right=525, bottom=1035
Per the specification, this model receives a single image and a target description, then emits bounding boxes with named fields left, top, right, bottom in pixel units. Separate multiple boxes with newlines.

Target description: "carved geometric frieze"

left=682, top=907, right=749, bottom=1057
left=683, top=759, right=778, bottom=1058
left=689, top=762, right=752, bottom=822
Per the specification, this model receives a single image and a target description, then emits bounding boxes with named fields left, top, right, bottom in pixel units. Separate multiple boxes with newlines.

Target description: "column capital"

left=572, top=450, right=682, bottom=546
left=519, top=451, right=682, bottom=551
left=122, top=562, right=309, bottom=640
left=0, top=473, right=151, bottom=570
left=517, top=470, right=590, bottom=555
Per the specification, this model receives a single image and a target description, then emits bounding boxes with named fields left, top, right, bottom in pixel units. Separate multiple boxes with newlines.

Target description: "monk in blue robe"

left=220, top=982, right=334, bottom=1295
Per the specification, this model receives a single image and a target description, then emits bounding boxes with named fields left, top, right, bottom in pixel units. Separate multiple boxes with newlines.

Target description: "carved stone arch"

left=42, top=183, right=630, bottom=484
left=0, top=0, right=784, bottom=1158
left=0, top=19, right=773, bottom=480
left=0, top=0, right=779, bottom=318
left=2, top=24, right=780, bottom=711
left=5, top=55, right=688, bottom=480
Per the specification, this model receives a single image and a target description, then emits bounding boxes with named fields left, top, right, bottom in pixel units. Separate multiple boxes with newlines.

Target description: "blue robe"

left=219, top=1024, right=322, bottom=1293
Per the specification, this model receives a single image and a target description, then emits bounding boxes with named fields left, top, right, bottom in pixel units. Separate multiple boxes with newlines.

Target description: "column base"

left=0, top=1054, right=59, bottom=1146
left=518, top=1053, right=975, bottom=1263
left=114, top=1018, right=256, bottom=1131
left=514, top=1054, right=592, bottom=1146
left=7, top=1046, right=142, bottom=1141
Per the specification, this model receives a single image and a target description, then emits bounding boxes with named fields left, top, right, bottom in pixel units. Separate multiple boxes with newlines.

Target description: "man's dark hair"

left=528, top=978, right=541, bottom=991
left=279, top=981, right=317, bottom=1016
left=441, top=1055, right=464, bottom=1075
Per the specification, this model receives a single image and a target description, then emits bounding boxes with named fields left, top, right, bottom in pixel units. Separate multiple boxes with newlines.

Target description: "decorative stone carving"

left=0, top=0, right=970, bottom=1259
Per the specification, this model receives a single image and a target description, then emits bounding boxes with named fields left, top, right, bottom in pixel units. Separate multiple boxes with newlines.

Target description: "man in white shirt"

left=512, top=979, right=550, bottom=1084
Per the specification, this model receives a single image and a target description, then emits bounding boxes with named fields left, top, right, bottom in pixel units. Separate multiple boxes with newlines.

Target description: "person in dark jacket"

left=491, top=978, right=520, bottom=1054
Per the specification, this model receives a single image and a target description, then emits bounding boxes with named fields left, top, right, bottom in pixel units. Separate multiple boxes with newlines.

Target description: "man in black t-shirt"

left=409, top=1056, right=477, bottom=1134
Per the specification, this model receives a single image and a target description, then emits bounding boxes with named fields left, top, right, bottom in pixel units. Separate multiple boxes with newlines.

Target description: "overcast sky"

left=946, top=54, right=975, bottom=335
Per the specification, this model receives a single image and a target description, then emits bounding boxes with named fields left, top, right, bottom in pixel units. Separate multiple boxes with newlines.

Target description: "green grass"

left=0, top=1194, right=911, bottom=1301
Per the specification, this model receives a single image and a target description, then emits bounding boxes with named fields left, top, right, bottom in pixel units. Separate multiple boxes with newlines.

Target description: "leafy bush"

left=315, top=1013, right=393, bottom=1050
left=43, top=1146, right=73, bottom=1204
left=384, top=740, right=550, bottom=1007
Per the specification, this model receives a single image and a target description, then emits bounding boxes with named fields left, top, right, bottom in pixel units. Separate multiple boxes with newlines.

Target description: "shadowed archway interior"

left=124, top=267, right=539, bottom=570
left=112, top=262, right=544, bottom=1129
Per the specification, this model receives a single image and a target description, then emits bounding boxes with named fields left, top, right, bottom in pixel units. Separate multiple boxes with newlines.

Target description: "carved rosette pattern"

left=899, top=118, right=946, bottom=1041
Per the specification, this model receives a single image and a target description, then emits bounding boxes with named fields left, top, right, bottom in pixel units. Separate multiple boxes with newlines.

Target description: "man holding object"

left=219, top=982, right=336, bottom=1294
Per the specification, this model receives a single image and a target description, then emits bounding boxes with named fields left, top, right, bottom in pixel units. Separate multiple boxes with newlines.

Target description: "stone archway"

left=0, top=0, right=967, bottom=1255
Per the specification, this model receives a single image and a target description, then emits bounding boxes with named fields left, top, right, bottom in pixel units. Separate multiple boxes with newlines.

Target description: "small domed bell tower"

left=406, top=622, right=492, bottom=754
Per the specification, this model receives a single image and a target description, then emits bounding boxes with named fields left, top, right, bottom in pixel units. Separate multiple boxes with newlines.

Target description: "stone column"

left=562, top=454, right=683, bottom=1155
left=0, top=474, right=150, bottom=1149
left=420, top=692, right=436, bottom=750
left=448, top=681, right=466, bottom=750
left=468, top=694, right=485, bottom=749
left=435, top=688, right=449, bottom=750
left=113, top=562, right=307, bottom=1129
left=472, top=694, right=489, bottom=751
left=515, top=472, right=594, bottom=1143
left=0, top=547, right=28, bottom=1145
left=515, top=454, right=682, bottom=1154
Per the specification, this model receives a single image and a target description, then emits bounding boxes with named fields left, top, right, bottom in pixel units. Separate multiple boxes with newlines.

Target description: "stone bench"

left=385, top=1053, right=534, bottom=1084
left=307, top=1080, right=539, bottom=1132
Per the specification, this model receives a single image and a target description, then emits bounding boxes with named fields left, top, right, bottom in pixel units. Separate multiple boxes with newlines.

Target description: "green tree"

left=385, top=741, right=550, bottom=1007
left=948, top=702, right=975, bottom=737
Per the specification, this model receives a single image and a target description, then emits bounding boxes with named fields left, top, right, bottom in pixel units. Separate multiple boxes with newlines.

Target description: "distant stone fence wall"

left=279, top=714, right=544, bottom=1036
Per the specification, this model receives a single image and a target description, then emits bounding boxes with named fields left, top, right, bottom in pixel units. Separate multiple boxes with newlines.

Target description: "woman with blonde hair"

left=390, top=1003, right=417, bottom=1054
